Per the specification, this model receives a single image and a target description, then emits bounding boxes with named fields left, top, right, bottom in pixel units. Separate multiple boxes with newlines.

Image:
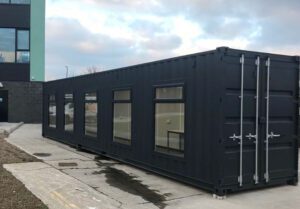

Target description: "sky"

left=45, top=0, right=300, bottom=81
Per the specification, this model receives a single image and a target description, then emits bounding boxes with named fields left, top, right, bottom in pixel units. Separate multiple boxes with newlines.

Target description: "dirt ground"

left=0, top=138, right=48, bottom=209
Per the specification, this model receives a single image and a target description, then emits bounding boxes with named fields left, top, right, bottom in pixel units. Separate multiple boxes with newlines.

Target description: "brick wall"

left=2, top=81, right=42, bottom=123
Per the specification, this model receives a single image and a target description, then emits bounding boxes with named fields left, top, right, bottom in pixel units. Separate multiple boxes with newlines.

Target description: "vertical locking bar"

left=265, top=57, right=271, bottom=182
left=239, top=54, right=245, bottom=186
left=254, top=56, right=260, bottom=184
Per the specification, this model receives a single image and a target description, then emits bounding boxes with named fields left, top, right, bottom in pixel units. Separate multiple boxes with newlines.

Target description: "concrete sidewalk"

left=0, top=122, right=23, bottom=138
left=3, top=124, right=300, bottom=209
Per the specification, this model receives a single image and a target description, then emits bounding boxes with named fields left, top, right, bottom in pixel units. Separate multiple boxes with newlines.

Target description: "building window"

left=85, top=92, right=97, bottom=138
left=0, top=28, right=15, bottom=63
left=49, top=95, right=56, bottom=128
left=155, top=86, right=185, bottom=157
left=0, top=28, right=30, bottom=63
left=0, top=0, right=30, bottom=4
left=64, top=93, right=74, bottom=132
left=113, top=90, right=131, bottom=145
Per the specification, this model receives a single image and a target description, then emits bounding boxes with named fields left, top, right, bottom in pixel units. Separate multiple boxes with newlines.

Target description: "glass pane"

left=114, top=90, right=130, bottom=101
left=85, top=92, right=97, bottom=101
left=49, top=95, right=55, bottom=101
left=0, top=0, right=9, bottom=3
left=155, top=103, right=185, bottom=156
left=113, top=103, right=131, bottom=144
left=65, top=93, right=73, bottom=100
left=11, top=0, right=30, bottom=4
left=0, top=28, right=15, bottom=63
left=49, top=103, right=56, bottom=128
left=85, top=103, right=97, bottom=137
left=64, top=102, right=74, bottom=132
left=17, top=30, right=29, bottom=50
left=17, top=51, right=30, bottom=63
left=156, top=87, right=183, bottom=100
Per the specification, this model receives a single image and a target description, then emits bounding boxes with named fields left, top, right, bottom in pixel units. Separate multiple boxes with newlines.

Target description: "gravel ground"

left=0, top=138, right=48, bottom=209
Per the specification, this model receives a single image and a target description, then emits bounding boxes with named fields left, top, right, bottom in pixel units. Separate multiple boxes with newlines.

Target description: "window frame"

left=0, top=28, right=16, bottom=63
left=153, top=83, right=186, bottom=157
left=16, top=29, right=30, bottom=63
left=64, top=93, right=74, bottom=133
left=84, top=92, right=98, bottom=139
left=112, top=88, right=132, bottom=145
left=0, top=27, right=30, bottom=64
left=48, top=94, right=56, bottom=129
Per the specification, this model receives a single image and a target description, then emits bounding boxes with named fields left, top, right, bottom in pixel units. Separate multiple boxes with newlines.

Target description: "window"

left=49, top=95, right=56, bottom=128
left=113, top=90, right=131, bottom=145
left=64, top=93, right=74, bottom=132
left=0, top=28, right=15, bottom=63
left=0, top=28, right=30, bottom=63
left=85, top=93, right=98, bottom=138
left=155, top=86, right=185, bottom=157
left=0, top=0, right=30, bottom=4
left=17, top=30, right=30, bottom=63
left=11, top=0, right=30, bottom=4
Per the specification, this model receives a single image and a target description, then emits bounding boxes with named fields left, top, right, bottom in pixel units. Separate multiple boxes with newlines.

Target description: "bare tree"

left=86, top=66, right=100, bottom=74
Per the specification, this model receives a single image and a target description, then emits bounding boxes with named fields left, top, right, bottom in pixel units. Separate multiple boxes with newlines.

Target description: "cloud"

left=45, top=17, right=134, bottom=79
left=87, top=0, right=300, bottom=46
left=45, top=0, right=300, bottom=80
left=45, top=17, right=181, bottom=80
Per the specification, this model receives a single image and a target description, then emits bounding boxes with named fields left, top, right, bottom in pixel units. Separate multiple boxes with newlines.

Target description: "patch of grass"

left=0, top=138, right=48, bottom=209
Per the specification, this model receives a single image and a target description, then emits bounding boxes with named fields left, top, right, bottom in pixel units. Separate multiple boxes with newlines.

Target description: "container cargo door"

left=222, top=52, right=298, bottom=189
left=261, top=57, right=298, bottom=183
left=222, top=54, right=260, bottom=186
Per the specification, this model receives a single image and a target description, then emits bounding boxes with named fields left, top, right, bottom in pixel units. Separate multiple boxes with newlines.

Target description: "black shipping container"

left=42, top=47, right=299, bottom=196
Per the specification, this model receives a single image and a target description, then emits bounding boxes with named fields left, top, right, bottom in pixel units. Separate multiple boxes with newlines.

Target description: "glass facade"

left=113, top=90, right=131, bottom=145
left=0, top=28, right=30, bottom=63
left=155, top=86, right=185, bottom=156
left=64, top=94, right=74, bottom=132
left=49, top=95, right=56, bottom=128
left=85, top=93, right=97, bottom=138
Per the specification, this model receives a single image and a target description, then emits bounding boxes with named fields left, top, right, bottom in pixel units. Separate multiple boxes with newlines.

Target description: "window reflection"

left=49, top=95, right=56, bottom=128
left=155, top=86, right=185, bottom=157
left=113, top=103, right=131, bottom=144
left=113, top=90, right=131, bottom=145
left=10, top=0, right=30, bottom=4
left=155, top=104, right=185, bottom=152
left=64, top=94, right=74, bottom=132
left=17, top=30, right=29, bottom=50
left=85, top=93, right=97, bottom=138
left=17, top=51, right=30, bottom=63
left=0, top=28, right=15, bottom=63
left=0, top=28, right=30, bottom=63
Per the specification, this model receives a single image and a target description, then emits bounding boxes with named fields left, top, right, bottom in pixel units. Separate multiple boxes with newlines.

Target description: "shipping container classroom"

left=43, top=47, right=299, bottom=196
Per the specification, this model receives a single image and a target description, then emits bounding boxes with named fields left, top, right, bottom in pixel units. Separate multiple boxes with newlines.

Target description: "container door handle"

left=268, top=132, right=281, bottom=139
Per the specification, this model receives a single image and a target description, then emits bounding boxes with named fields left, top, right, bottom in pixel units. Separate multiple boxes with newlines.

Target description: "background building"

left=0, top=0, right=45, bottom=123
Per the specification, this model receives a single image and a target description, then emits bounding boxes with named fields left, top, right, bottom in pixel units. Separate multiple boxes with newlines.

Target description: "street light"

left=65, top=66, right=69, bottom=78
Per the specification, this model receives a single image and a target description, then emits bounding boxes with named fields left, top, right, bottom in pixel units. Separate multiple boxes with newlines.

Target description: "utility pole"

left=65, top=66, right=69, bottom=78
